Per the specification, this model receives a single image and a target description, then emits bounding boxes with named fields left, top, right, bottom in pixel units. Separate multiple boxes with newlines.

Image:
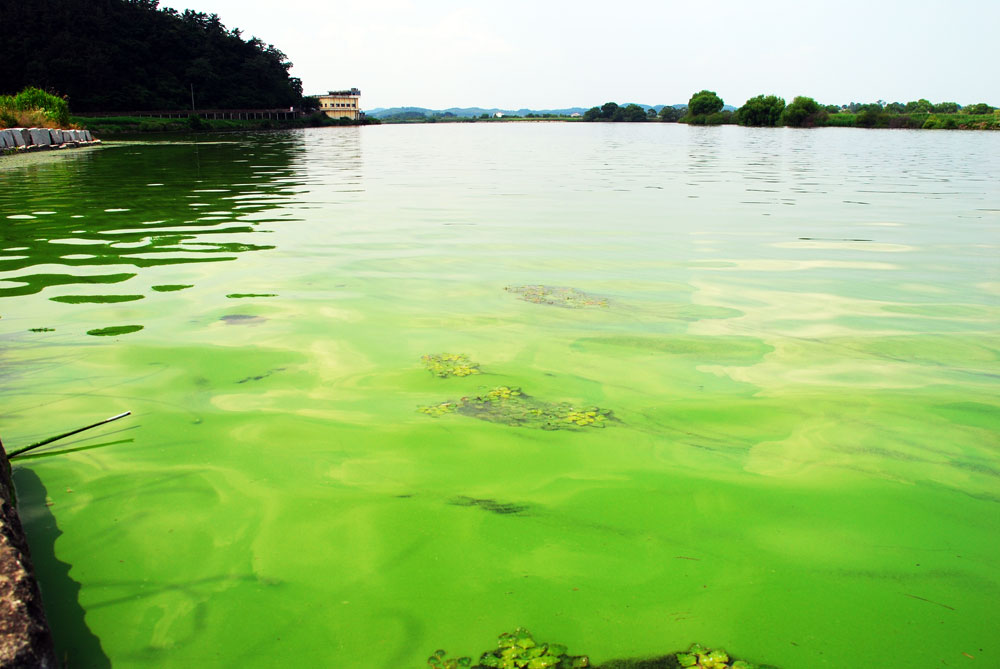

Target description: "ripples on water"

left=0, top=125, right=998, bottom=668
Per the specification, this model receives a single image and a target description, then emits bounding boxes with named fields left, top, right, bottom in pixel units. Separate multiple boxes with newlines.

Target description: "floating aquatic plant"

left=677, top=643, right=759, bottom=669
left=427, top=649, right=472, bottom=669
left=419, top=401, right=459, bottom=417
left=423, top=353, right=482, bottom=378
left=505, top=285, right=608, bottom=309
left=478, top=628, right=588, bottom=669
left=419, top=386, right=614, bottom=431
left=430, top=631, right=774, bottom=669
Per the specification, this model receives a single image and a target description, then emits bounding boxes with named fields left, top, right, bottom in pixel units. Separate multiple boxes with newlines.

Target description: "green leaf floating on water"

left=151, top=284, right=194, bottom=292
left=226, top=293, right=277, bottom=298
left=86, top=325, right=144, bottom=337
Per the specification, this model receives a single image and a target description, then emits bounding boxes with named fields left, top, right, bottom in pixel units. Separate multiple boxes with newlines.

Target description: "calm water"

left=1, top=124, right=998, bottom=667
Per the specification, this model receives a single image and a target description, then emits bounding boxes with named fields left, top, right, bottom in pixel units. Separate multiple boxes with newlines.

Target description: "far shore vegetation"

left=584, top=90, right=998, bottom=130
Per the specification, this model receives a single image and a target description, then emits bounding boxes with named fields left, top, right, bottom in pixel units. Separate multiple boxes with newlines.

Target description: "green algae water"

left=1, top=124, right=998, bottom=667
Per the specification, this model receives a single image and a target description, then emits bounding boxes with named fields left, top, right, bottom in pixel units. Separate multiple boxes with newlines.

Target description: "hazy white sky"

left=161, top=0, right=998, bottom=110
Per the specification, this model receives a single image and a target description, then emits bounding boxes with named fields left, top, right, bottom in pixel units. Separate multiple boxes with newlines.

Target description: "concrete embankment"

left=0, top=439, right=57, bottom=667
left=0, top=127, right=101, bottom=154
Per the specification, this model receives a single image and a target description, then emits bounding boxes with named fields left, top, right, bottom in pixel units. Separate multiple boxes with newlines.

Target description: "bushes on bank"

left=735, top=95, right=785, bottom=126
left=0, top=87, right=71, bottom=128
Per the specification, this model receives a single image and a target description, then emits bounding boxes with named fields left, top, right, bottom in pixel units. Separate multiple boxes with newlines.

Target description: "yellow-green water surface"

left=1, top=124, right=998, bottom=667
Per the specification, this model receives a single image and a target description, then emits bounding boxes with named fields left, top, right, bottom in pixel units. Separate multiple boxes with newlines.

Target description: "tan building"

left=317, top=88, right=361, bottom=120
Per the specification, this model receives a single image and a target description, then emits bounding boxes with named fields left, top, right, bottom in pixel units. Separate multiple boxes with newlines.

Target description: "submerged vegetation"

left=429, top=629, right=776, bottom=669
left=419, top=386, right=614, bottom=430
left=423, top=353, right=482, bottom=378
left=506, top=285, right=609, bottom=309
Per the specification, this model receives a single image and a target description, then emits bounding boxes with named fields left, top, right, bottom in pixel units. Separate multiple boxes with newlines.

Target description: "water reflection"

left=0, top=134, right=308, bottom=306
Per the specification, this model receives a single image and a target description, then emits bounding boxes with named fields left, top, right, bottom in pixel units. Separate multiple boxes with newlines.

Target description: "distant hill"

left=365, top=103, right=735, bottom=119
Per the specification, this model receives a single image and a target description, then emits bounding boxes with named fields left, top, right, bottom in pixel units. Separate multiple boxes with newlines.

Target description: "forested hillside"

left=0, top=0, right=302, bottom=112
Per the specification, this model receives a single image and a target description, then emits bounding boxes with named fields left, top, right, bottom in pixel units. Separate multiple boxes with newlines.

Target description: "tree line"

left=0, top=0, right=302, bottom=112
left=584, top=90, right=997, bottom=129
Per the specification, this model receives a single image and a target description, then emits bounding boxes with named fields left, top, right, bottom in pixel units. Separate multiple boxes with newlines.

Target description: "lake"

left=1, top=123, right=998, bottom=667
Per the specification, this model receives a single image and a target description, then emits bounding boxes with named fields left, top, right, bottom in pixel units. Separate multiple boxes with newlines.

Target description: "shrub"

left=0, top=87, right=71, bottom=128
left=781, top=96, right=828, bottom=127
left=735, top=95, right=786, bottom=127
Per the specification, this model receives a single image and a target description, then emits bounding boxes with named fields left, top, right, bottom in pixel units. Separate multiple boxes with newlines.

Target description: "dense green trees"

left=0, top=0, right=302, bottom=112
left=781, top=96, right=828, bottom=127
left=735, top=95, right=785, bottom=127
left=582, top=102, right=649, bottom=122
left=963, top=103, right=995, bottom=115
left=582, top=90, right=994, bottom=129
left=932, top=101, right=960, bottom=114
left=687, top=90, right=724, bottom=117
left=658, top=106, right=685, bottom=122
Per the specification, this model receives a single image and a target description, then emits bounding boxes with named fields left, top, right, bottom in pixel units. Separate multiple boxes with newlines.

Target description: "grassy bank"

left=74, top=113, right=379, bottom=136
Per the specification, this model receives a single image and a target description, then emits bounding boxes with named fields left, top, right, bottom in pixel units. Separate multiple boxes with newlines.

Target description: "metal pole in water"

left=7, top=412, right=132, bottom=459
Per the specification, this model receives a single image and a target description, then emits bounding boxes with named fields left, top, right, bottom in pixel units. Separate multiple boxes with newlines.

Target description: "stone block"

left=28, top=129, right=50, bottom=146
left=83, top=130, right=93, bottom=142
left=0, top=130, right=11, bottom=149
left=12, top=129, right=28, bottom=147
left=48, top=129, right=62, bottom=145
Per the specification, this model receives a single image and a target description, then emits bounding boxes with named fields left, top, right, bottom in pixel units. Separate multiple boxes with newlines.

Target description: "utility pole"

left=190, top=84, right=196, bottom=113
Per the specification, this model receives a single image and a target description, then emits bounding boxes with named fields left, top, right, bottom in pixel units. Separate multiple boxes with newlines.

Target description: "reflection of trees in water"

left=0, top=134, right=307, bottom=299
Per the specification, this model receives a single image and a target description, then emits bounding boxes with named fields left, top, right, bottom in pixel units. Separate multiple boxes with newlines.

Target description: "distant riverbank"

left=75, top=113, right=379, bottom=136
